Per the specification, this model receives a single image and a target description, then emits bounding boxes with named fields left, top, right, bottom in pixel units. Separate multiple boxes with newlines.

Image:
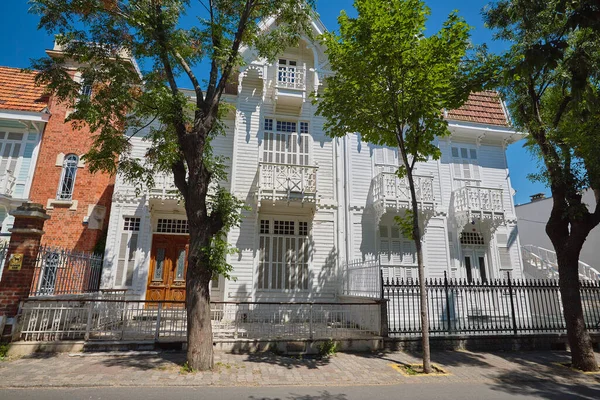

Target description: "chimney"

left=530, top=193, right=546, bottom=202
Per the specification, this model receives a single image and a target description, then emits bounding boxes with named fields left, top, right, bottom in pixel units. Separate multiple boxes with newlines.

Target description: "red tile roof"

left=0, top=66, right=48, bottom=113
left=446, top=91, right=509, bottom=127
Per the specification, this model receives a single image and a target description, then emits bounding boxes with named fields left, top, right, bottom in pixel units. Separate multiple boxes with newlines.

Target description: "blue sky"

left=0, top=0, right=547, bottom=205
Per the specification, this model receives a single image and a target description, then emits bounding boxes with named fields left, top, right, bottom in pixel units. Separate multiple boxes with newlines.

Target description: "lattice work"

left=460, top=231, right=485, bottom=246
left=156, top=219, right=189, bottom=234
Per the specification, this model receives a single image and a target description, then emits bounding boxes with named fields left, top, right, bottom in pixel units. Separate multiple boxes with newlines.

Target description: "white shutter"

left=391, top=240, right=402, bottom=264
left=115, top=232, right=128, bottom=286
left=462, top=161, right=472, bottom=179
left=499, top=248, right=512, bottom=269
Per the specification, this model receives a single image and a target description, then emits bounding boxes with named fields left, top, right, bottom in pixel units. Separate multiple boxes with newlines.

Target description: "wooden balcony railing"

left=372, top=172, right=434, bottom=211
left=258, top=162, right=318, bottom=205
left=454, top=185, right=504, bottom=214
left=0, top=170, right=15, bottom=197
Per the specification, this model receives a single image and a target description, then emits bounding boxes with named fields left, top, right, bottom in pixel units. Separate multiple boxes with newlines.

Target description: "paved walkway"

left=1, top=349, right=599, bottom=395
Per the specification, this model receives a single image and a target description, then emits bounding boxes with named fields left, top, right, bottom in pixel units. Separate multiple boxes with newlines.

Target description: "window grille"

left=56, top=154, right=79, bottom=200
left=277, top=59, right=297, bottom=84
left=264, top=118, right=273, bottom=131
left=276, top=120, right=297, bottom=133
left=300, top=122, right=309, bottom=134
left=258, top=218, right=310, bottom=290
left=123, top=217, right=141, bottom=231
left=460, top=231, right=485, bottom=246
left=274, top=220, right=295, bottom=235
left=156, top=219, right=189, bottom=234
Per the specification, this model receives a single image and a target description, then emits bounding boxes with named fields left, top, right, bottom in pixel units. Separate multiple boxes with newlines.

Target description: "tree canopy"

left=484, top=0, right=600, bottom=371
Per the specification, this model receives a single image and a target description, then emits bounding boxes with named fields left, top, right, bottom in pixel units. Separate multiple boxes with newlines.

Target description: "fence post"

left=120, top=301, right=128, bottom=340
left=444, top=271, right=452, bottom=333
left=154, top=302, right=162, bottom=341
left=84, top=301, right=93, bottom=341
left=379, top=269, right=389, bottom=337
left=507, top=271, right=518, bottom=336
left=309, top=303, right=313, bottom=340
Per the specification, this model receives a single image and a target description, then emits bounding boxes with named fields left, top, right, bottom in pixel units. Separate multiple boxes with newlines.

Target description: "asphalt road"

left=1, top=382, right=599, bottom=400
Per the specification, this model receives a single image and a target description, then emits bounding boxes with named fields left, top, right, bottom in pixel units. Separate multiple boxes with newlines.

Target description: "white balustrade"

left=147, top=173, right=180, bottom=201
left=258, top=162, right=318, bottom=204
left=372, top=172, right=434, bottom=210
left=454, top=185, right=504, bottom=214
left=276, top=65, right=307, bottom=90
left=0, top=170, right=16, bottom=197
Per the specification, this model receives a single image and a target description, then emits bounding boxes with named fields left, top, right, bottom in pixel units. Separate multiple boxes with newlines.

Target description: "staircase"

left=521, top=245, right=600, bottom=281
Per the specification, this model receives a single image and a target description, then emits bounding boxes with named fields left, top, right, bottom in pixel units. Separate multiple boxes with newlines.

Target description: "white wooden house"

left=100, top=16, right=526, bottom=301
left=0, top=68, right=48, bottom=239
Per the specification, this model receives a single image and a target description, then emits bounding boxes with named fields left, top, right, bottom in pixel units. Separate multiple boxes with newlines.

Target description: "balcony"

left=257, top=162, right=318, bottom=208
left=273, top=65, right=307, bottom=113
left=0, top=170, right=15, bottom=197
left=453, top=185, right=504, bottom=227
left=372, top=172, right=435, bottom=216
left=148, top=174, right=180, bottom=201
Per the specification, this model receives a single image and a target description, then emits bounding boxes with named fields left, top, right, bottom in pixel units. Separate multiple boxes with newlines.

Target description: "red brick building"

left=26, top=43, right=115, bottom=253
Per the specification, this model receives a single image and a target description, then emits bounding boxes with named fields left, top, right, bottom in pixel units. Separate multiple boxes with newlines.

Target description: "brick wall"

left=0, top=204, right=48, bottom=318
left=28, top=81, right=115, bottom=253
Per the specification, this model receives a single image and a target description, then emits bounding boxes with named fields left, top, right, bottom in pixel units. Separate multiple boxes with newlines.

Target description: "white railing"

left=276, top=65, right=306, bottom=90
left=522, top=244, right=600, bottom=281
left=341, top=258, right=381, bottom=298
left=372, top=172, right=434, bottom=209
left=0, top=170, right=16, bottom=197
left=17, top=299, right=381, bottom=341
left=258, top=162, right=318, bottom=204
left=147, top=173, right=180, bottom=201
left=454, top=185, right=504, bottom=214
left=0, top=241, right=8, bottom=281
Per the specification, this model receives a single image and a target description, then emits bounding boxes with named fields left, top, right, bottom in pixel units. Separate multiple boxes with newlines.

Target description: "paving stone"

left=0, top=350, right=599, bottom=388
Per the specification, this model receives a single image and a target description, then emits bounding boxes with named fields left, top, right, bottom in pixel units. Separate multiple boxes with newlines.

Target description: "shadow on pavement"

left=250, top=391, right=347, bottom=400
left=349, top=349, right=493, bottom=368
left=487, top=351, right=600, bottom=400
left=244, top=353, right=331, bottom=370
left=489, top=371, right=600, bottom=400
left=98, top=351, right=185, bottom=371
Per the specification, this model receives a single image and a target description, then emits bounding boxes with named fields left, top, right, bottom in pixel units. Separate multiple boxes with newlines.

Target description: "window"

left=116, top=217, right=140, bottom=287
left=378, top=225, right=416, bottom=266
left=0, top=132, right=24, bottom=179
left=262, top=118, right=310, bottom=166
left=451, top=146, right=480, bottom=180
left=56, top=154, right=79, bottom=200
left=258, top=218, right=310, bottom=290
left=80, top=83, right=93, bottom=99
left=496, top=233, right=512, bottom=269
left=156, top=219, right=189, bottom=234
left=278, top=59, right=297, bottom=85
left=460, top=232, right=485, bottom=246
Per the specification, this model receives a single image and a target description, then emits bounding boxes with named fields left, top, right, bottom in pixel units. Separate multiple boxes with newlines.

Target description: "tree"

left=315, top=0, right=474, bottom=373
left=30, top=0, right=314, bottom=371
left=484, top=0, right=600, bottom=371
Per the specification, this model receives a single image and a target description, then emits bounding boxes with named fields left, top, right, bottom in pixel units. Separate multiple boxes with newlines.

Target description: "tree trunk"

left=556, top=247, right=599, bottom=372
left=185, top=228, right=214, bottom=371
left=406, top=171, right=431, bottom=374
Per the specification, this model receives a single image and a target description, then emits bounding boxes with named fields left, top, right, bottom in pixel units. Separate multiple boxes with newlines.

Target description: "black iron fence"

left=383, top=271, right=600, bottom=337
left=29, top=245, right=104, bottom=297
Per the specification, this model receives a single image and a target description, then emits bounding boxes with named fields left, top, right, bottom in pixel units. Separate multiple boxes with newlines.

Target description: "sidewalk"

left=1, top=349, right=599, bottom=394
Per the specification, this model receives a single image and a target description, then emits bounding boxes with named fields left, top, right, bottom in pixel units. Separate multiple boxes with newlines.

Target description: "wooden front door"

left=147, top=235, right=189, bottom=302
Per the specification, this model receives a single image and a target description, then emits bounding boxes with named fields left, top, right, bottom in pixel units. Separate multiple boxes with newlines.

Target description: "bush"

left=318, top=339, right=338, bottom=357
